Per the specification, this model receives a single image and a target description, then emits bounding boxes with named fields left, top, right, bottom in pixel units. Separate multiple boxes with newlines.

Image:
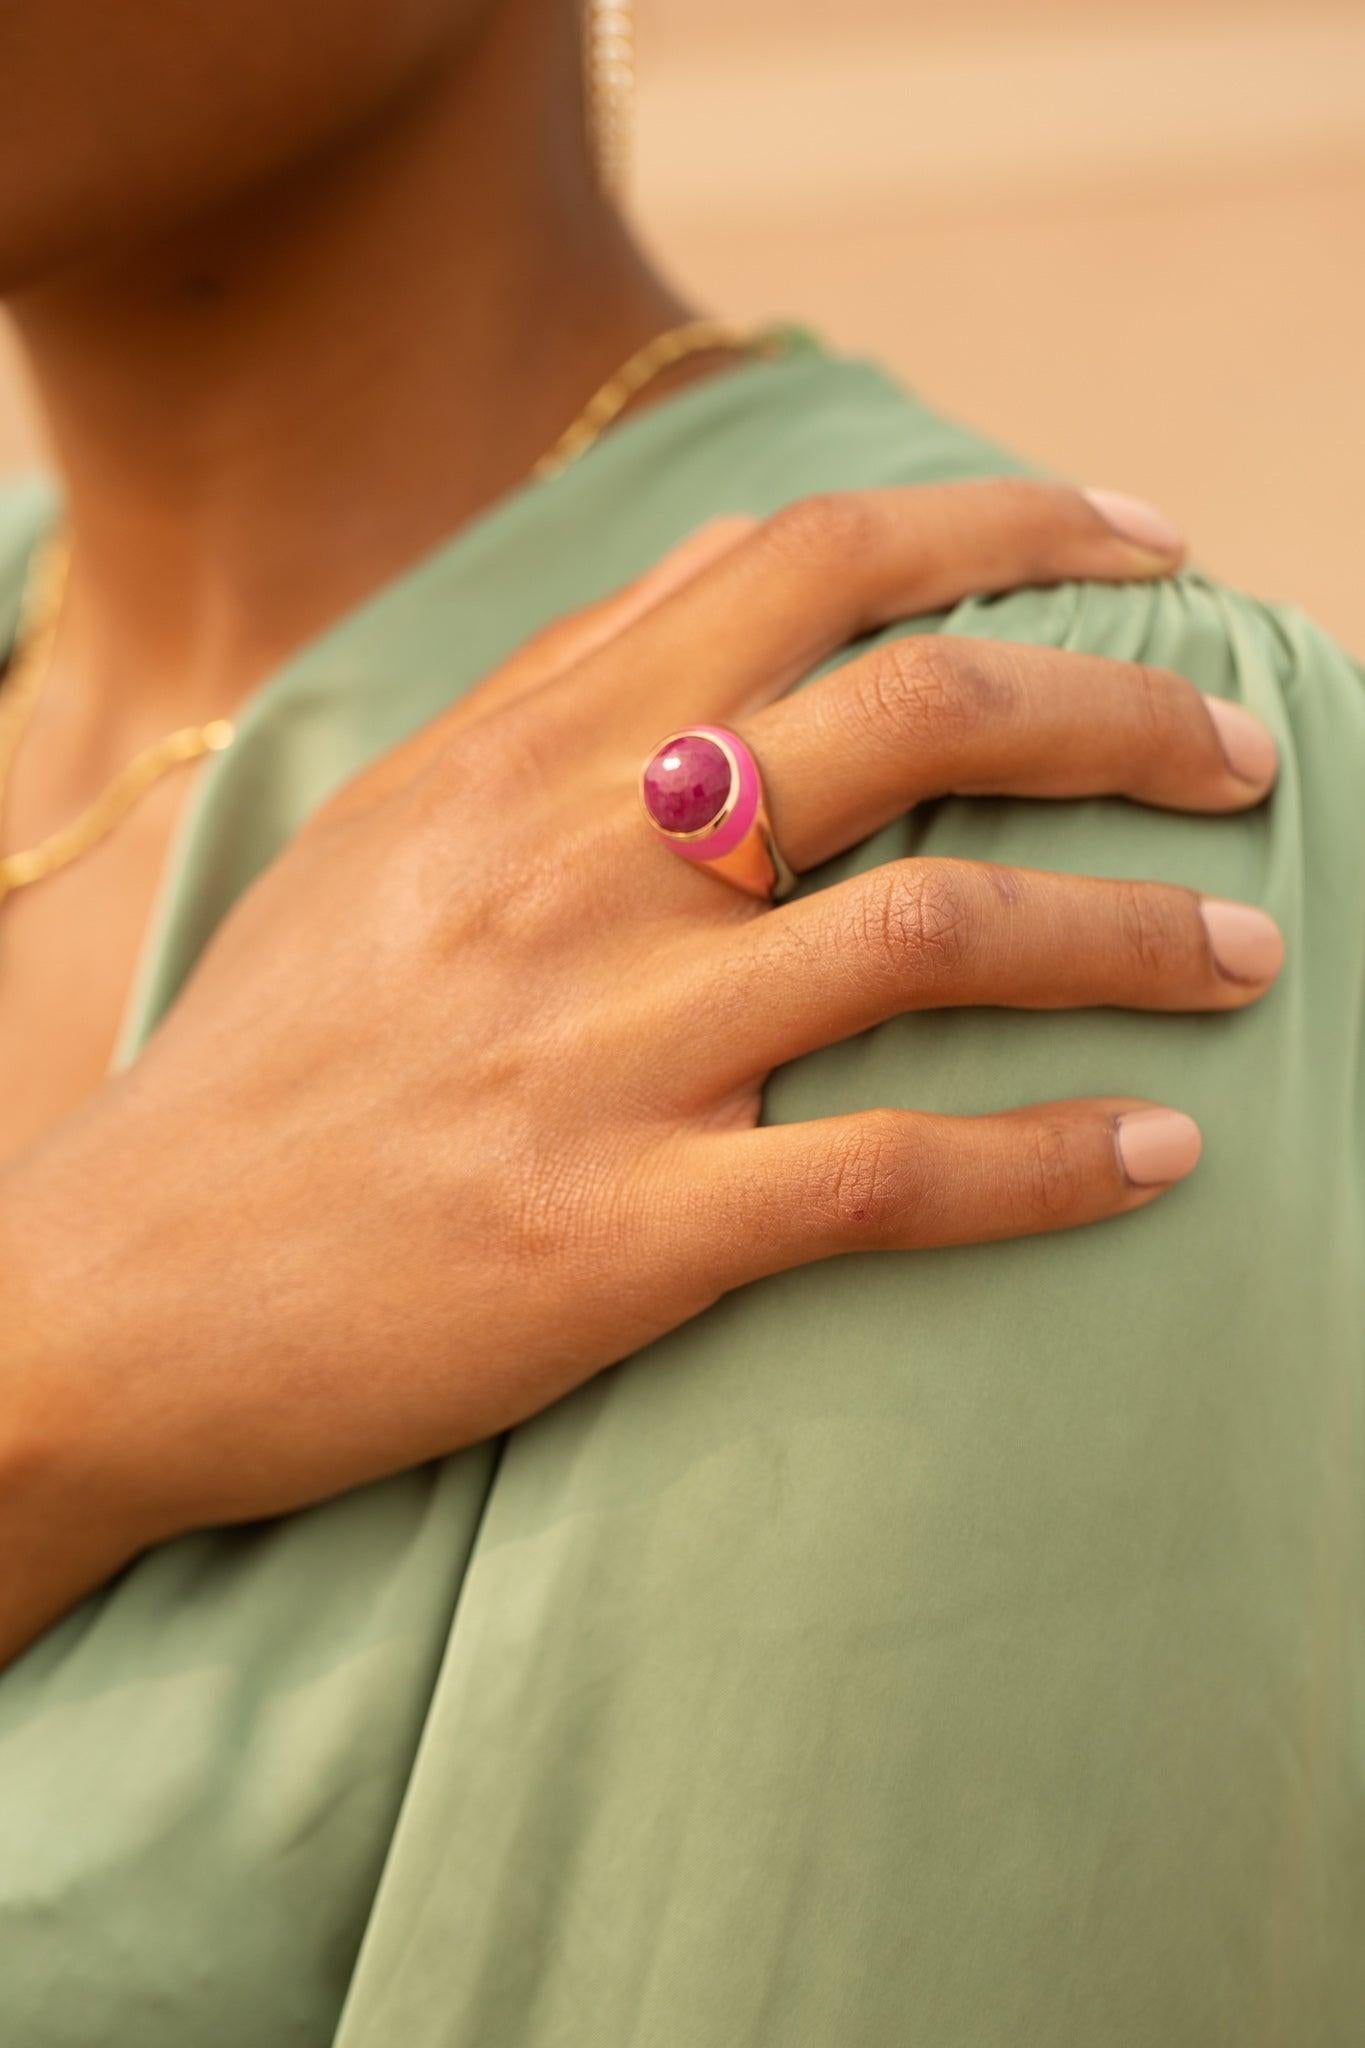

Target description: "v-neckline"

left=0, top=329, right=902, bottom=1070
left=113, top=328, right=831, bottom=1059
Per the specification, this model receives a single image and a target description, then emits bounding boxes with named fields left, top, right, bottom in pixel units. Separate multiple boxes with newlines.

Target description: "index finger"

left=574, top=480, right=1186, bottom=739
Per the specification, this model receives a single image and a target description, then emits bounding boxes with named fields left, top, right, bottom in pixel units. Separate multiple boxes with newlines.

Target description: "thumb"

left=472, top=514, right=758, bottom=715
left=330, top=517, right=758, bottom=816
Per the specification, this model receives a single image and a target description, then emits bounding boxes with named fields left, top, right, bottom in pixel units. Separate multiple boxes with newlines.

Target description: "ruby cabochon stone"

left=641, top=733, right=733, bottom=835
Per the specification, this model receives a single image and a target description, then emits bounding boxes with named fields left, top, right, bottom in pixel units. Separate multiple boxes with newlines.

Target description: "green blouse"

left=1, top=333, right=1362, bottom=2048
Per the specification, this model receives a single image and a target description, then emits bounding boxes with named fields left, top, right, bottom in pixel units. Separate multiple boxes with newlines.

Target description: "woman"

left=0, top=0, right=1360, bottom=2043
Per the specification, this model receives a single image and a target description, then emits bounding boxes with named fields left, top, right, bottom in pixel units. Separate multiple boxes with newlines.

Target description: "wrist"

left=0, top=1198, right=143, bottom=1664
left=0, top=1152, right=82, bottom=1471
left=0, top=1110, right=169, bottom=1566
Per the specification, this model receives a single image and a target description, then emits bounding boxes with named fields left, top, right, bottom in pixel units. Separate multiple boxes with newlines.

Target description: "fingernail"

left=1116, top=1109, right=1203, bottom=1187
left=1204, top=698, right=1278, bottom=787
left=1082, top=487, right=1185, bottom=559
left=1200, top=899, right=1285, bottom=985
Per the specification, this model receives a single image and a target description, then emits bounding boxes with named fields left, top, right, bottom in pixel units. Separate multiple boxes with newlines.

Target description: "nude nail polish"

left=1082, top=487, right=1185, bottom=559
left=1204, top=698, right=1278, bottom=787
left=1200, top=900, right=1285, bottom=985
left=1116, top=1110, right=1203, bottom=1188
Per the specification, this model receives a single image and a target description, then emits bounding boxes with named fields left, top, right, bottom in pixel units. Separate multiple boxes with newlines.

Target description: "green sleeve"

left=332, top=572, right=1365, bottom=2048
left=3, top=339, right=1360, bottom=2047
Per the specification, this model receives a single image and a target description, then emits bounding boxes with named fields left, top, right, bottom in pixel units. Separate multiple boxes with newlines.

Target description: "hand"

left=4, top=482, right=1281, bottom=1629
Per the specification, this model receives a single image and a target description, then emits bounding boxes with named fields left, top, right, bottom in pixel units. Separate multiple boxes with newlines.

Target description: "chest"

left=0, top=778, right=186, bottom=1166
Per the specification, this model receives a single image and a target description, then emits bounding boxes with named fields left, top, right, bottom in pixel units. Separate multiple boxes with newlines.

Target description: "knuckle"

left=1020, top=1120, right=1088, bottom=1221
left=1008, top=477, right=1078, bottom=554
left=761, top=491, right=876, bottom=572
left=507, top=1118, right=661, bottom=1278
left=854, top=862, right=977, bottom=981
left=1125, top=660, right=1182, bottom=757
left=513, top=613, right=579, bottom=674
left=1115, top=880, right=1186, bottom=977
left=507, top=1139, right=597, bottom=1269
left=434, top=698, right=574, bottom=812
left=819, top=1112, right=916, bottom=1244
left=426, top=715, right=524, bottom=813
left=954, top=477, right=1057, bottom=570
left=860, top=636, right=1014, bottom=755
left=857, top=638, right=964, bottom=751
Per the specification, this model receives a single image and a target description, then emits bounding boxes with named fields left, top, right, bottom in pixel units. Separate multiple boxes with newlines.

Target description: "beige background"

left=635, top=0, right=1364, bottom=648
left=2, top=0, right=1361, bottom=647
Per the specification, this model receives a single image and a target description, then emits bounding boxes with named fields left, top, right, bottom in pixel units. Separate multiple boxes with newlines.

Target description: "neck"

left=5, top=0, right=685, bottom=723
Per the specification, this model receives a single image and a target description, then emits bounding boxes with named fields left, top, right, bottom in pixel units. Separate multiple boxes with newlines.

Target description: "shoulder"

left=708, top=329, right=1038, bottom=502
left=936, top=569, right=1365, bottom=818
left=944, top=551, right=1364, bottom=690
left=763, top=342, right=1365, bottom=1125
left=767, top=340, right=1363, bottom=787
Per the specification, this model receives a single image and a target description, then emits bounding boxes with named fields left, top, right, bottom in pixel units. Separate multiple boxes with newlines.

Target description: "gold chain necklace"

left=0, top=316, right=771, bottom=908
left=0, top=536, right=235, bottom=906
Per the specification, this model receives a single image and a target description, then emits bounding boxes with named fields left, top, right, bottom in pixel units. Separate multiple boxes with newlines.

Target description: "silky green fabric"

left=1, top=334, right=1362, bottom=2046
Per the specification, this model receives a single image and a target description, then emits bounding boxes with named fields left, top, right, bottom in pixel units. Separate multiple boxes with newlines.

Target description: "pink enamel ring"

left=639, top=725, right=796, bottom=901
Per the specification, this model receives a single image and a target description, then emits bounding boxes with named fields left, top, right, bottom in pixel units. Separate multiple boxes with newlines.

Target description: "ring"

left=639, top=725, right=796, bottom=901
